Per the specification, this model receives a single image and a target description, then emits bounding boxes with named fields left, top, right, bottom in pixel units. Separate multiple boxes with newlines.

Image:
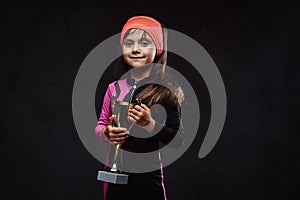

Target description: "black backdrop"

left=2, top=1, right=298, bottom=200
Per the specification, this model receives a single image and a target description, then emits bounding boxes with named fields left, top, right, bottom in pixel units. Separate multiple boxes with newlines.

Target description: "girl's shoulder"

left=107, top=78, right=130, bottom=91
left=108, top=78, right=128, bottom=87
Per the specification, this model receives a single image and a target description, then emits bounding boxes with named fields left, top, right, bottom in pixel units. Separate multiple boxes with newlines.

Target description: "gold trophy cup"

left=97, top=99, right=142, bottom=184
left=97, top=101, right=129, bottom=184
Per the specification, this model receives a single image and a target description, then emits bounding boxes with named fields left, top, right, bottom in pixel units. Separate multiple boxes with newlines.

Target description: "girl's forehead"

left=125, top=29, right=151, bottom=40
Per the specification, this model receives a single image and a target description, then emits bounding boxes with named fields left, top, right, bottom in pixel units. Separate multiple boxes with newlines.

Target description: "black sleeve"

left=152, top=101, right=185, bottom=148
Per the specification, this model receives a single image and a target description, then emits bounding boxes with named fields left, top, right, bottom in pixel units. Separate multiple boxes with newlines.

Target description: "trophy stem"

left=111, top=144, right=120, bottom=172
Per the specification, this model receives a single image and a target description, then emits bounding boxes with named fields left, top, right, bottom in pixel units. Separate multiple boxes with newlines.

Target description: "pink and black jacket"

left=95, top=76, right=184, bottom=200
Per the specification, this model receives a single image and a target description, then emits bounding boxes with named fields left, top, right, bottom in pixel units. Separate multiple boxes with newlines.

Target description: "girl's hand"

left=103, top=115, right=129, bottom=145
left=128, top=104, right=155, bottom=133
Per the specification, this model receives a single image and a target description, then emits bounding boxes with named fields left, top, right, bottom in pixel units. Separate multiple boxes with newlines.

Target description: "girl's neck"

left=130, top=65, right=152, bottom=82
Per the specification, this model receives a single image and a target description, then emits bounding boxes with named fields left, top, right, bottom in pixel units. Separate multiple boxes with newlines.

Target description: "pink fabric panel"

left=94, top=81, right=116, bottom=142
left=94, top=79, right=131, bottom=200
left=116, top=79, right=131, bottom=101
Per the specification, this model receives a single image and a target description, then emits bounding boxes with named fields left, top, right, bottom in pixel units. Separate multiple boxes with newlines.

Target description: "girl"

left=95, top=15, right=184, bottom=200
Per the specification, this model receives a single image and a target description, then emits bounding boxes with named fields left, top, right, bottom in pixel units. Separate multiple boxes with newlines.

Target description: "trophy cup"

left=97, top=98, right=142, bottom=184
left=97, top=101, right=130, bottom=184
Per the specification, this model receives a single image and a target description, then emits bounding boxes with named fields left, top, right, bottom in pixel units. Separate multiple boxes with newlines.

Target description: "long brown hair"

left=137, top=27, right=184, bottom=107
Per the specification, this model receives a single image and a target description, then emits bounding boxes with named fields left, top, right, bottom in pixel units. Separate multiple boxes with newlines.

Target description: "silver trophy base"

left=97, top=170, right=129, bottom=184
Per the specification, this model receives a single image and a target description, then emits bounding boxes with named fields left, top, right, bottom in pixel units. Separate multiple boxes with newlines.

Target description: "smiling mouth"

left=129, top=56, right=145, bottom=59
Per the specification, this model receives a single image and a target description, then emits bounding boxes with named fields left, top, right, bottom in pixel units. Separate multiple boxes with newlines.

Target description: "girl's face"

left=122, top=29, right=156, bottom=68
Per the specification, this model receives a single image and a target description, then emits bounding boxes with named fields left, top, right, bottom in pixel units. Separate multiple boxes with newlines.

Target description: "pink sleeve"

left=94, top=82, right=116, bottom=142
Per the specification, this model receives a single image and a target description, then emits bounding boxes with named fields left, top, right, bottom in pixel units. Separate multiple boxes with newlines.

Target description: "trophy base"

left=97, top=170, right=129, bottom=184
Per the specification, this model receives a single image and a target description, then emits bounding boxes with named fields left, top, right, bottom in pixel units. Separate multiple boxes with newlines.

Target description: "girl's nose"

left=132, top=43, right=140, bottom=53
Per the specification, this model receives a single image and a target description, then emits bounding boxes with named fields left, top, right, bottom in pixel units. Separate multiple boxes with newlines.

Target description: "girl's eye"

left=124, top=41, right=133, bottom=47
left=141, top=40, right=149, bottom=47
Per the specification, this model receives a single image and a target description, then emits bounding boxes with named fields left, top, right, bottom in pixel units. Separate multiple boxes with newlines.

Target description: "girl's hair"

left=117, top=22, right=184, bottom=106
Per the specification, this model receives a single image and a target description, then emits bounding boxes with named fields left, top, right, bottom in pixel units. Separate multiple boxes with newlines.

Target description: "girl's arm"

left=129, top=101, right=185, bottom=148
left=94, top=83, right=114, bottom=142
left=95, top=82, right=129, bottom=144
left=153, top=102, right=185, bottom=148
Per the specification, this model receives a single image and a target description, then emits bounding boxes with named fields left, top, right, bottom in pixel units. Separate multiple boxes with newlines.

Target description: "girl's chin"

left=131, top=65, right=144, bottom=68
left=130, top=64, right=149, bottom=68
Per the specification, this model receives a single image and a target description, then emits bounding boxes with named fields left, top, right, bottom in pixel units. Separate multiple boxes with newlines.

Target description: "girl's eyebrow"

left=139, top=37, right=153, bottom=43
left=124, top=38, right=133, bottom=41
left=140, top=38, right=151, bottom=41
left=123, top=37, right=152, bottom=43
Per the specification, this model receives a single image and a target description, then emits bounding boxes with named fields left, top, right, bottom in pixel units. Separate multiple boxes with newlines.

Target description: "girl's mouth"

left=130, top=56, right=145, bottom=59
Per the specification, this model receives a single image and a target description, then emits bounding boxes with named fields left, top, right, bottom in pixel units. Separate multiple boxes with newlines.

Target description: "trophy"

left=97, top=98, right=142, bottom=184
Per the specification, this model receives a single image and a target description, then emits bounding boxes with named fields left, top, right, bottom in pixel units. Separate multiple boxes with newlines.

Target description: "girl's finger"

left=128, top=116, right=137, bottom=123
left=111, top=132, right=129, bottom=138
left=130, top=108, right=142, bottom=116
left=133, top=105, right=142, bottom=111
left=112, top=141, right=123, bottom=145
left=108, top=115, right=115, bottom=125
left=129, top=112, right=142, bottom=121
left=111, top=127, right=127, bottom=133
left=141, top=104, right=149, bottom=111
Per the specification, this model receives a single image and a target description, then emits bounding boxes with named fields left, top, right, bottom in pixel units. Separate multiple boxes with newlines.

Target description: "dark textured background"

left=2, top=0, right=298, bottom=200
